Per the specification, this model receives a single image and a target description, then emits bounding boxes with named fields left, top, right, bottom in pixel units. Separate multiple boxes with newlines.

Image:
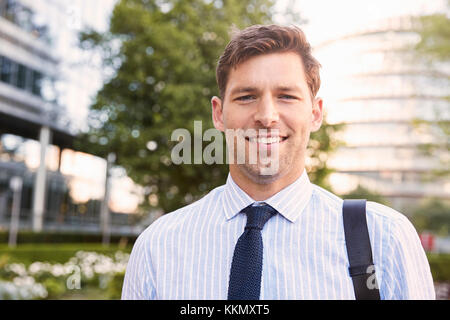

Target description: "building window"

left=32, top=70, right=42, bottom=96
left=0, top=1, right=5, bottom=17
left=0, top=0, right=16, bottom=23
left=0, top=54, right=49, bottom=99
left=0, top=56, right=13, bottom=84
left=16, top=63, right=27, bottom=89
left=0, top=0, right=50, bottom=44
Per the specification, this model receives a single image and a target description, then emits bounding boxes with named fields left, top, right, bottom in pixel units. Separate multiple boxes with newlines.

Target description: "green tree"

left=411, top=198, right=450, bottom=236
left=341, top=184, right=389, bottom=206
left=307, top=121, right=344, bottom=191
left=412, top=9, right=450, bottom=179
left=408, top=8, right=450, bottom=241
left=77, top=0, right=342, bottom=214
left=415, top=12, right=450, bottom=61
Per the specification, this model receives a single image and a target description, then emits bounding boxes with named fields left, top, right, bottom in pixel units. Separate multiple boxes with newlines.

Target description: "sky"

left=275, top=0, right=447, bottom=45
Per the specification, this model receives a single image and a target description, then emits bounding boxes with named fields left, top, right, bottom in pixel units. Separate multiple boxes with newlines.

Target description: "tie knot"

left=242, top=204, right=277, bottom=230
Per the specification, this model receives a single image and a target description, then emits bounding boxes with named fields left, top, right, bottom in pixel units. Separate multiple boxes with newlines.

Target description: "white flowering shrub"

left=0, top=251, right=130, bottom=300
left=0, top=277, right=48, bottom=300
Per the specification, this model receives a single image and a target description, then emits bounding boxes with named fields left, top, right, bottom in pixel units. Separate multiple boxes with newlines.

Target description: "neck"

left=229, top=165, right=304, bottom=201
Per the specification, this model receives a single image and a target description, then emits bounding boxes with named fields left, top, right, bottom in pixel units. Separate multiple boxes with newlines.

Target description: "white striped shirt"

left=121, top=170, right=435, bottom=300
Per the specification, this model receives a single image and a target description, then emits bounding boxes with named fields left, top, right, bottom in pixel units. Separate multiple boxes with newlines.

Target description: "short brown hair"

left=216, top=24, right=321, bottom=100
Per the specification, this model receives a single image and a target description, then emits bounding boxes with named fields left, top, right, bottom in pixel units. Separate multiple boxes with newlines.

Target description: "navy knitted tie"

left=227, top=203, right=277, bottom=300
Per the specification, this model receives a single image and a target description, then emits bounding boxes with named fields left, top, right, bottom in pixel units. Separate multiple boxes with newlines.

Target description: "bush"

left=341, top=184, right=390, bottom=206
left=411, top=198, right=450, bottom=236
left=0, top=231, right=137, bottom=245
left=0, top=243, right=133, bottom=266
left=106, top=272, right=125, bottom=300
left=427, top=253, right=450, bottom=282
left=0, top=244, right=131, bottom=299
left=43, top=278, right=66, bottom=299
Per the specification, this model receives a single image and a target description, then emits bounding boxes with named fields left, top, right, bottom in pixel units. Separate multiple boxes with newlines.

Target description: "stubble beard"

left=237, top=135, right=306, bottom=185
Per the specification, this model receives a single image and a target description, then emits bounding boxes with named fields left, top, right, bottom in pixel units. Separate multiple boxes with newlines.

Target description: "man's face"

left=212, top=51, right=323, bottom=185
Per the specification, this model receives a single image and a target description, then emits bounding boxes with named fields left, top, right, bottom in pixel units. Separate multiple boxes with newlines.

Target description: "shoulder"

left=311, top=184, right=343, bottom=206
left=366, top=201, right=417, bottom=236
left=310, top=184, right=343, bottom=216
left=310, top=184, right=417, bottom=237
left=366, top=202, right=423, bottom=253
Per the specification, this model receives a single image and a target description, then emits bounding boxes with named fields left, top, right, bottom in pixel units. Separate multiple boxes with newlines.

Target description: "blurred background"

left=0, top=0, right=448, bottom=299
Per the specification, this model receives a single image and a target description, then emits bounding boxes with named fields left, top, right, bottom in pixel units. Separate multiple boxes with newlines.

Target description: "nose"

left=253, top=94, right=279, bottom=127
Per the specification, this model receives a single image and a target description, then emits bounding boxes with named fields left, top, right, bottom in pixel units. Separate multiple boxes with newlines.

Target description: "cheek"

left=286, top=114, right=311, bottom=133
left=223, top=110, right=249, bottom=129
left=287, top=120, right=312, bottom=148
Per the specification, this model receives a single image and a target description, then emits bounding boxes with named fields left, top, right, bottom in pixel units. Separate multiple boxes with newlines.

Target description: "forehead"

left=225, top=52, right=308, bottom=95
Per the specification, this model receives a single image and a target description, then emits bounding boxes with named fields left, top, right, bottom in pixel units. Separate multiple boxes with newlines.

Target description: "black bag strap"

left=343, top=199, right=380, bottom=300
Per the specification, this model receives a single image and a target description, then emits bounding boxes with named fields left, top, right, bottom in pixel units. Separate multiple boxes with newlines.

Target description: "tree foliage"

left=411, top=198, right=450, bottom=236
left=307, top=121, right=344, bottom=191
left=341, top=184, right=389, bottom=206
left=412, top=9, right=450, bottom=178
left=411, top=10, right=450, bottom=236
left=77, top=0, right=341, bottom=214
left=415, top=12, right=450, bottom=61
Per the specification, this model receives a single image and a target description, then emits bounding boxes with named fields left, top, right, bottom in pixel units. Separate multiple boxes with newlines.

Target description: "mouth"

left=245, top=135, right=288, bottom=145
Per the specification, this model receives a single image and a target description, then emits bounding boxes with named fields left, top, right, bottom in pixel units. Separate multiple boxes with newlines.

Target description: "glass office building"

left=0, top=0, right=142, bottom=235
left=313, top=16, right=450, bottom=211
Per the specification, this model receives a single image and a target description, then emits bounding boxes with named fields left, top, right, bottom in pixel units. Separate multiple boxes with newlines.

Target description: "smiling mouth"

left=245, top=136, right=288, bottom=144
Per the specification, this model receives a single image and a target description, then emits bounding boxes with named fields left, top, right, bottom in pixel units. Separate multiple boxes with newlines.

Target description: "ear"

left=311, top=97, right=323, bottom=132
left=211, top=96, right=225, bottom=132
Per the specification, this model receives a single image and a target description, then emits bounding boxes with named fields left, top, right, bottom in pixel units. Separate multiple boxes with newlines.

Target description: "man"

left=122, top=25, right=435, bottom=300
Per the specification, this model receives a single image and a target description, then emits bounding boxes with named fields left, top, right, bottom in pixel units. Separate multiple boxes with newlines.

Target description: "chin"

left=241, top=163, right=283, bottom=185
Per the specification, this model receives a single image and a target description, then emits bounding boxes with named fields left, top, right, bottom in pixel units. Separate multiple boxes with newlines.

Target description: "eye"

left=278, top=94, right=297, bottom=100
left=235, top=95, right=256, bottom=102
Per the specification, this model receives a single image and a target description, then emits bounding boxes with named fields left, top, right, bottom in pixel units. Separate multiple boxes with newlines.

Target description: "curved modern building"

left=313, top=16, right=450, bottom=211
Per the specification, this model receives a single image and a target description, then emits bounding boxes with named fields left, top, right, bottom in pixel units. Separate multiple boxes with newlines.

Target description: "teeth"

left=249, top=136, right=282, bottom=144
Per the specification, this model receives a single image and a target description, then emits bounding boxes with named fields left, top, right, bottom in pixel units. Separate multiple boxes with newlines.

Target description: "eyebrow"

left=275, top=85, right=303, bottom=93
left=229, top=86, right=258, bottom=96
left=229, top=85, right=304, bottom=97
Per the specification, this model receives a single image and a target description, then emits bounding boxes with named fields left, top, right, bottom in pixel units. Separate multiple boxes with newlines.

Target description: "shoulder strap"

left=343, top=199, right=380, bottom=300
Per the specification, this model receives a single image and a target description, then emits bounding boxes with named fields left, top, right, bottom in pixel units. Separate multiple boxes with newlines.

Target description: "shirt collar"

left=222, top=169, right=313, bottom=223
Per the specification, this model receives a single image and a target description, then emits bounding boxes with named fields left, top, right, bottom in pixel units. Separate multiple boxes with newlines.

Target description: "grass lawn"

left=59, top=287, right=115, bottom=300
